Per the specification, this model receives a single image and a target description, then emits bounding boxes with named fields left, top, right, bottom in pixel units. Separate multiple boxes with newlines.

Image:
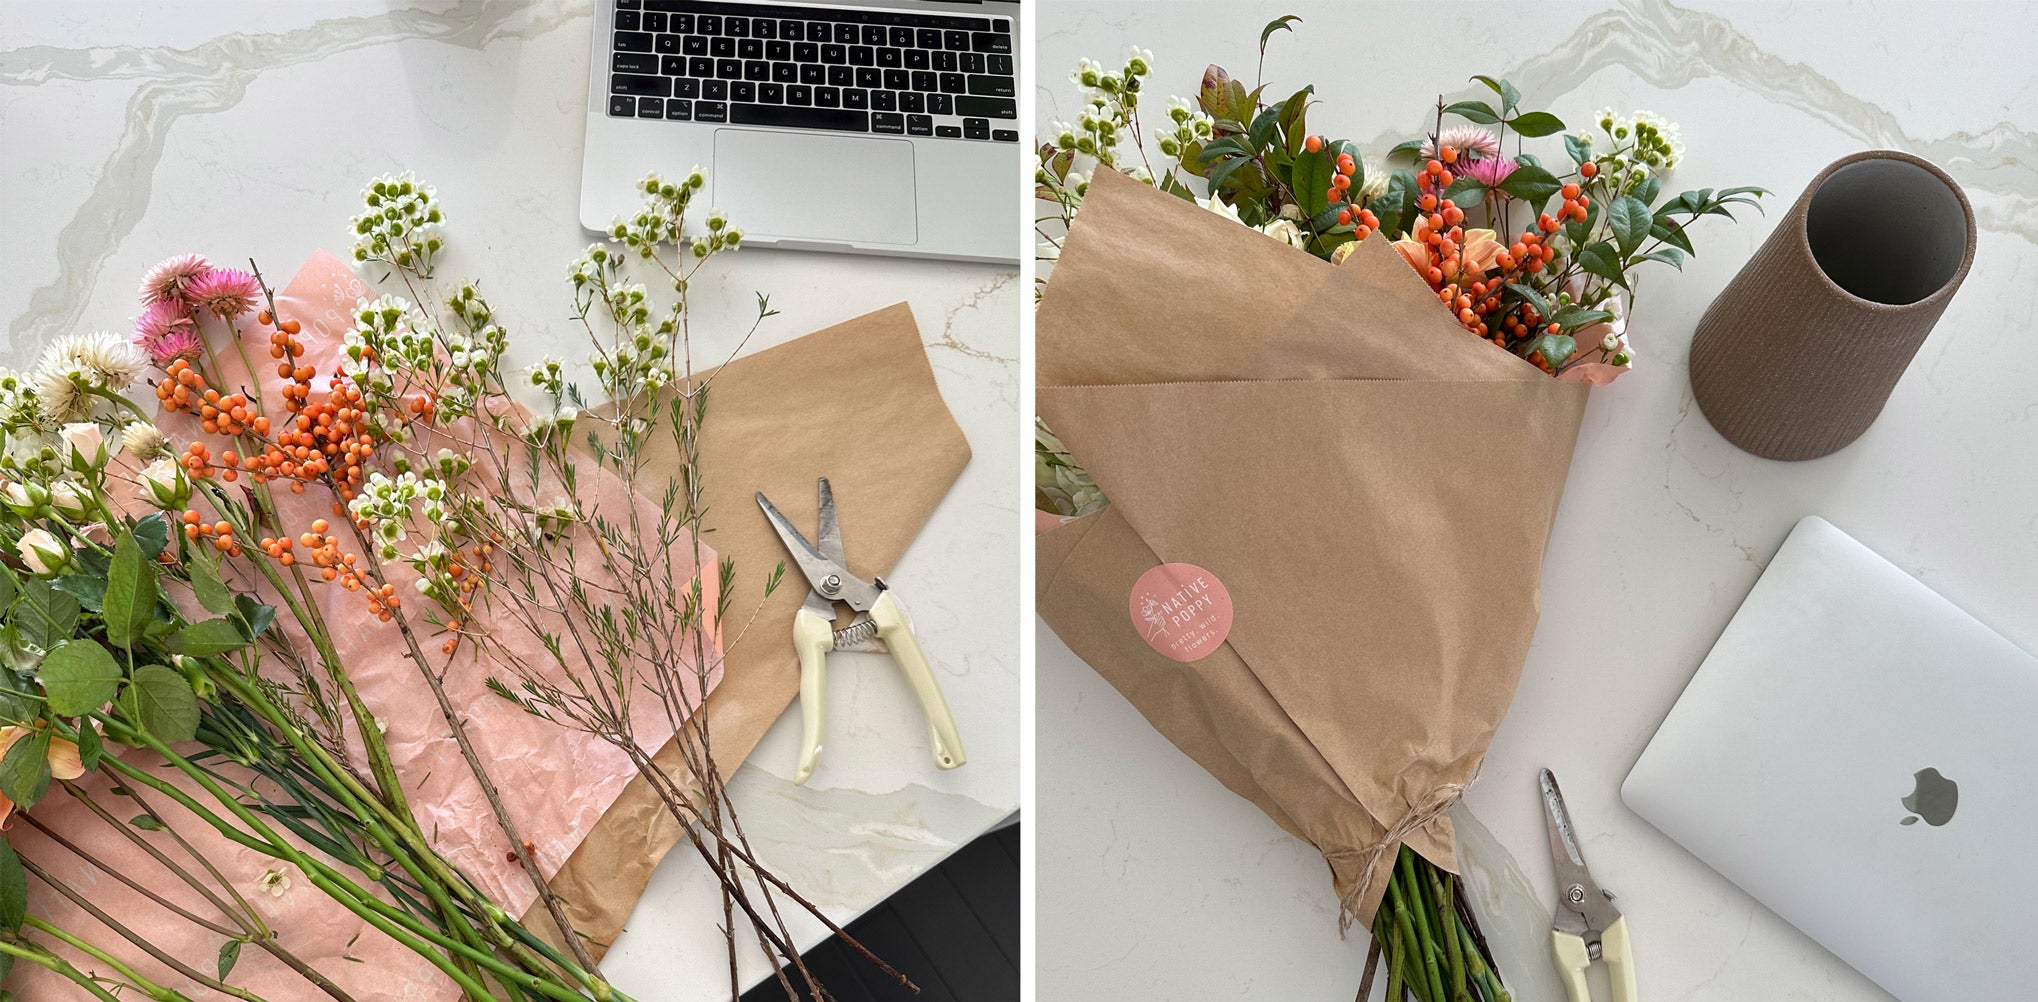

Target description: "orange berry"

left=1579, top=161, right=1598, bottom=178
left=280, top=319, right=301, bottom=335
left=1425, top=159, right=1442, bottom=177
left=1437, top=170, right=1453, bottom=187
left=1440, top=145, right=1458, bottom=165
left=1561, top=183, right=1581, bottom=200
left=1304, top=134, right=1323, bottom=154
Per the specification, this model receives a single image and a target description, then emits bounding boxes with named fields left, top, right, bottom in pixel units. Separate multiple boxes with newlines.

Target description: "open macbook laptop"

left=1623, top=516, right=2038, bottom=1001
left=580, top=0, right=1020, bottom=262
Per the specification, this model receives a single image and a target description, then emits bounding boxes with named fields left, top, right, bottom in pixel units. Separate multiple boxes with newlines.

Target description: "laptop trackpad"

left=711, top=129, right=916, bottom=246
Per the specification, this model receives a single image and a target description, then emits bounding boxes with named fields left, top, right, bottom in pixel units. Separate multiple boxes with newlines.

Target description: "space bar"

left=730, top=104, right=869, bottom=132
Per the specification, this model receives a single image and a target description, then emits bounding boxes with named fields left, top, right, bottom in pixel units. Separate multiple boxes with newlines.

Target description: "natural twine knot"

left=1327, top=782, right=1466, bottom=934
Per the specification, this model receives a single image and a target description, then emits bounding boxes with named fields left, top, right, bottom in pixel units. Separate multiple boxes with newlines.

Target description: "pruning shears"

left=1542, top=768, right=1638, bottom=1002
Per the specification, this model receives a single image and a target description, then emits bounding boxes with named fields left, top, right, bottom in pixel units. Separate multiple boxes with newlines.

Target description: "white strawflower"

left=39, top=332, right=145, bottom=392
left=120, top=422, right=171, bottom=460
left=34, top=363, right=89, bottom=423
left=1359, top=156, right=1390, bottom=201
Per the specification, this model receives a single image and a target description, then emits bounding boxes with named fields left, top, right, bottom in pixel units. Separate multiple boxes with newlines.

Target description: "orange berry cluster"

left=1304, top=135, right=1381, bottom=240
left=157, top=360, right=262, bottom=440
left=1538, top=183, right=1592, bottom=234
left=181, top=509, right=243, bottom=557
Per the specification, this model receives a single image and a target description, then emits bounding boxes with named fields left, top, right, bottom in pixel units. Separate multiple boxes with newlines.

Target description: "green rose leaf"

left=103, top=530, right=161, bottom=649
left=75, top=720, right=103, bottom=772
left=1506, top=111, right=1566, bottom=137
left=234, top=595, right=276, bottom=640
left=15, top=581, right=80, bottom=651
left=52, top=574, right=106, bottom=612
left=170, top=618, right=250, bottom=657
left=1526, top=332, right=1579, bottom=368
left=1497, top=163, right=1563, bottom=209
left=0, top=839, right=23, bottom=932
left=0, top=730, right=52, bottom=811
left=1291, top=148, right=1333, bottom=218
left=187, top=546, right=235, bottom=617
left=1443, top=100, right=1499, bottom=125
left=1471, top=75, right=1520, bottom=114
left=217, top=938, right=243, bottom=979
left=1563, top=134, right=1592, bottom=166
left=120, top=665, right=200, bottom=743
left=1575, top=241, right=1629, bottom=289
left=1442, top=176, right=1487, bottom=208
left=130, top=513, right=170, bottom=560
left=1608, top=196, right=1653, bottom=255
left=39, top=639, right=122, bottom=717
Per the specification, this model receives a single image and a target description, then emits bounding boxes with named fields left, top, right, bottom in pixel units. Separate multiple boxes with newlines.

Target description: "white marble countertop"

left=1, top=3, right=1018, bottom=998
left=1038, top=2, right=2038, bottom=1000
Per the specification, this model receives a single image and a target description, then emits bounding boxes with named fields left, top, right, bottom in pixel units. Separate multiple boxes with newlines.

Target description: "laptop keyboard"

left=606, top=0, right=1019, bottom=142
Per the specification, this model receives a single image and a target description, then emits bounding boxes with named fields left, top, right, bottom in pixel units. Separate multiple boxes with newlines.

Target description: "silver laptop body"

left=581, top=0, right=1020, bottom=263
left=1623, top=516, right=2038, bottom=1002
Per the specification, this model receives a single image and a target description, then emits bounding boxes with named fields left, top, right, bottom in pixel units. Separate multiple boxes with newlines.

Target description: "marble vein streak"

left=0, top=1, right=587, bottom=355
left=1351, top=0, right=2038, bottom=245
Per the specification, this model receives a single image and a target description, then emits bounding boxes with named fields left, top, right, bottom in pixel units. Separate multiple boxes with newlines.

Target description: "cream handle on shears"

left=791, top=594, right=966, bottom=786
left=870, top=591, right=966, bottom=773
left=1551, top=917, right=1637, bottom=1002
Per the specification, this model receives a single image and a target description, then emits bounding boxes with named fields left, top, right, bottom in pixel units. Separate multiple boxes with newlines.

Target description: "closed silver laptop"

left=580, top=0, right=1020, bottom=263
left=1624, top=516, right=2038, bottom=1001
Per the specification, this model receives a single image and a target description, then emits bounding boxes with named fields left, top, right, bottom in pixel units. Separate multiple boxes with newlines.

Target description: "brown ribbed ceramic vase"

left=1689, top=150, right=1974, bottom=460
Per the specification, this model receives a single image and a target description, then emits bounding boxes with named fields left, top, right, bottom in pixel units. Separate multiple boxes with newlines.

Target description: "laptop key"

left=641, top=11, right=666, bottom=32
left=935, top=124, right=961, bottom=138
left=933, top=50, right=956, bottom=72
left=861, top=25, right=884, bottom=46
left=612, top=73, right=670, bottom=96
left=961, top=52, right=984, bottom=74
left=725, top=16, right=745, bottom=37
left=907, top=114, right=933, bottom=136
left=695, top=100, right=728, bottom=123
left=752, top=18, right=774, bottom=38
left=608, top=94, right=636, bottom=117
left=850, top=46, right=874, bottom=66
left=697, top=15, right=719, bottom=34
left=715, top=59, right=741, bottom=79
left=871, top=112, right=905, bottom=135
left=993, top=129, right=1018, bottom=142
left=656, top=33, right=682, bottom=53
left=821, top=42, right=845, bottom=63
left=766, top=39, right=790, bottom=60
left=673, top=77, right=699, bottom=98
left=832, top=23, right=855, bottom=44
left=787, top=84, right=812, bottom=105
left=871, top=89, right=896, bottom=111
left=800, top=64, right=824, bottom=84
left=927, top=92, right=952, bottom=115
left=780, top=20, right=802, bottom=40
left=731, top=81, right=755, bottom=102
left=682, top=35, right=705, bottom=55
left=688, top=56, right=712, bottom=76
left=884, top=69, right=908, bottom=91
left=956, top=95, right=1016, bottom=119
left=877, top=48, right=902, bottom=68
left=857, top=67, right=880, bottom=88
left=939, top=73, right=965, bottom=94
left=737, top=38, right=761, bottom=59
left=670, top=12, right=691, bottom=31
left=666, top=99, right=691, bottom=121
left=794, top=41, right=818, bottom=61
left=989, top=54, right=1013, bottom=75
left=636, top=96, right=663, bottom=118
left=615, top=9, right=641, bottom=31
left=614, top=31, right=653, bottom=52
left=816, top=86, right=840, bottom=108
left=702, top=79, right=726, bottom=100
left=828, top=65, right=851, bottom=86
left=905, top=49, right=929, bottom=70
left=760, top=82, right=784, bottom=104
left=971, top=32, right=1011, bottom=53
left=916, top=29, right=941, bottom=49
left=968, top=75, right=1014, bottom=98
left=732, top=104, right=867, bottom=133
left=944, top=30, right=969, bottom=50
left=900, top=91, right=924, bottom=114
left=710, top=37, right=733, bottom=57
left=911, top=70, right=935, bottom=92
left=616, top=0, right=640, bottom=7
left=963, top=117, right=989, bottom=140
left=658, top=54, right=685, bottom=75
left=615, top=51, right=658, bottom=74
left=843, top=88, right=868, bottom=109
left=774, top=62, right=798, bottom=83
left=744, top=60, right=768, bottom=81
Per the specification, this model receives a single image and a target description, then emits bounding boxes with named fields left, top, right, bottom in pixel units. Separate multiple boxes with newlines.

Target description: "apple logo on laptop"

left=1900, top=768, right=1959, bottom=826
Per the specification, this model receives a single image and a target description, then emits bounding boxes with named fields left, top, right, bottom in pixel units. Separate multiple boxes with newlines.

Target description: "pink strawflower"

left=1462, top=155, right=1519, bottom=188
left=185, top=268, right=262, bottom=319
left=1421, top=126, right=1500, bottom=160
left=137, top=253, right=213, bottom=306
left=132, top=299, right=203, bottom=367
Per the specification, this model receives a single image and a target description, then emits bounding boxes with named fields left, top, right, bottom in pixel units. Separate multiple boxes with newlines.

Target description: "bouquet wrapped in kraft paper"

left=1036, top=167, right=1587, bottom=925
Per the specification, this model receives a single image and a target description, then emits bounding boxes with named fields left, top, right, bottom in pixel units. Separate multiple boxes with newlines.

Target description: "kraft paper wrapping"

left=528, top=302, right=972, bottom=956
left=13, top=251, right=718, bottom=999
left=1036, top=168, right=1587, bottom=924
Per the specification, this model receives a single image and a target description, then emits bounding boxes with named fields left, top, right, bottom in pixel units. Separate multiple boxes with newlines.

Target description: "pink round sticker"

left=1128, top=563, right=1234, bottom=663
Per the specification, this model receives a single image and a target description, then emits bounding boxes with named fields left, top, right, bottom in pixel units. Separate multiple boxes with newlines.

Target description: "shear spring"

left=834, top=618, right=880, bottom=648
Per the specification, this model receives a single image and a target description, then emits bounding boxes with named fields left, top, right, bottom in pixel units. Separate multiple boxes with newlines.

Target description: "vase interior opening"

left=1806, top=157, right=1969, bottom=306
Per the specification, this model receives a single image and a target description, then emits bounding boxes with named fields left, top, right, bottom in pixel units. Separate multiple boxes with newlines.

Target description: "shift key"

left=955, top=95, right=1016, bottom=119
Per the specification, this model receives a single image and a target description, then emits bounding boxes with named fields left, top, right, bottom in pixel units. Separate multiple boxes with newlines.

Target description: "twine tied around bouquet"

left=1327, top=782, right=1466, bottom=934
